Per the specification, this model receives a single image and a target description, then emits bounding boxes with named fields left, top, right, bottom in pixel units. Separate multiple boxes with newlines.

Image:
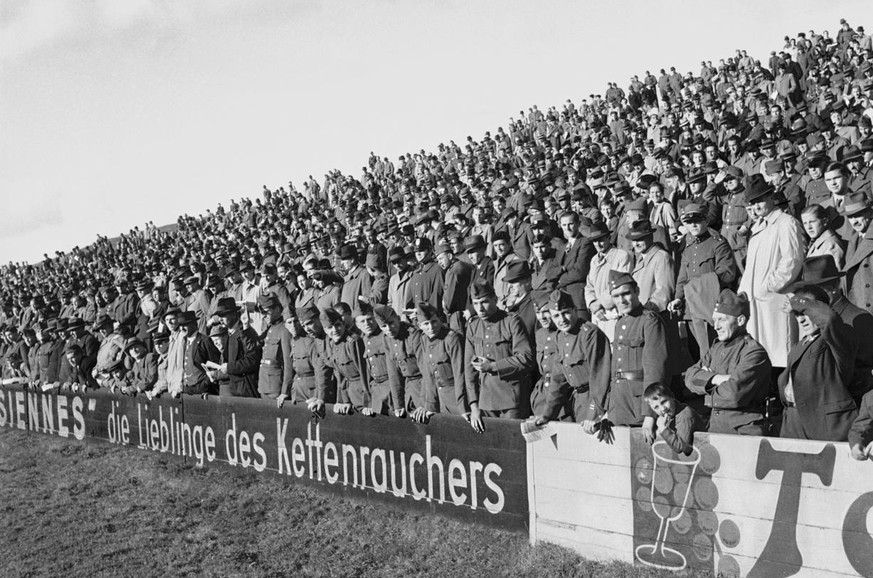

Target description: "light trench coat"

left=738, top=208, right=806, bottom=367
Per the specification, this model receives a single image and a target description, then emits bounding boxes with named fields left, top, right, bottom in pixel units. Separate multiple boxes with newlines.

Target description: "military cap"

left=723, top=166, right=744, bottom=181
left=214, top=297, right=239, bottom=316
left=713, top=289, right=750, bottom=317
left=532, top=233, right=552, bottom=246
left=415, top=301, right=439, bottom=320
left=839, top=192, right=871, bottom=217
left=530, top=214, right=549, bottom=228
left=373, top=305, right=398, bottom=325
left=296, top=305, right=320, bottom=324
left=680, top=203, right=706, bottom=222
left=547, top=289, right=575, bottom=311
left=413, top=237, right=432, bottom=252
left=532, top=290, right=551, bottom=310
left=353, top=301, right=374, bottom=319
left=504, top=261, right=532, bottom=283
left=608, top=270, right=636, bottom=292
left=470, top=279, right=496, bottom=299
left=257, top=294, right=281, bottom=310
left=319, top=307, right=343, bottom=326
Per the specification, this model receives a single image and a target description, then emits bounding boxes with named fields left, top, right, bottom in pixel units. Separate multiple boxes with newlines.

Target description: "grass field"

left=0, top=429, right=711, bottom=578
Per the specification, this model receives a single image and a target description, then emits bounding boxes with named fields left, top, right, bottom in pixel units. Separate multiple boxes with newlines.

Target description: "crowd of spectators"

left=2, top=19, right=873, bottom=459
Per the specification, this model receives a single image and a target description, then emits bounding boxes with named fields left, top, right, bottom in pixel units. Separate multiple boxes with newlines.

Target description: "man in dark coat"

left=214, top=297, right=262, bottom=398
left=779, top=287, right=858, bottom=441
left=556, top=211, right=596, bottom=312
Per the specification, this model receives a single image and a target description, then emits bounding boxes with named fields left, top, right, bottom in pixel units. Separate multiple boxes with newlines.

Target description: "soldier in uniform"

left=685, top=290, right=772, bottom=435
left=529, top=293, right=565, bottom=419
left=535, top=290, right=612, bottom=429
left=711, top=166, right=751, bottom=270
left=290, top=305, right=335, bottom=405
left=409, top=238, right=445, bottom=315
left=374, top=305, right=422, bottom=416
left=308, top=307, right=369, bottom=416
left=355, top=303, right=394, bottom=416
left=413, top=302, right=467, bottom=422
left=464, top=280, right=535, bottom=431
left=607, top=271, right=669, bottom=443
left=668, top=203, right=738, bottom=359
left=257, top=294, right=293, bottom=405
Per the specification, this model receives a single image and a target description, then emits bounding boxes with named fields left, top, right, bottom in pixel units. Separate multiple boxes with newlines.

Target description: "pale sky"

left=0, top=1, right=869, bottom=264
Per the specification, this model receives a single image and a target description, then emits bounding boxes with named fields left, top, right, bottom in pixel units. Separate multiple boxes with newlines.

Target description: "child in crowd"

left=644, top=384, right=705, bottom=456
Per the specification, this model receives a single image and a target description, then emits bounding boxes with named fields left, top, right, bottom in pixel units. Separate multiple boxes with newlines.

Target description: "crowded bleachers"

left=2, top=18, right=873, bottom=458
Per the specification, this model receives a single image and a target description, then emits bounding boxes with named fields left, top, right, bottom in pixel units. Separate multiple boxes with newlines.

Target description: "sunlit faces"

left=801, top=211, right=827, bottom=240
left=793, top=309, right=821, bottom=339
left=377, top=317, right=401, bottom=339
left=646, top=394, right=676, bottom=419
left=417, top=316, right=443, bottom=339
left=549, top=305, right=578, bottom=333
left=435, top=251, right=452, bottom=270
left=848, top=211, right=873, bottom=235
left=355, top=313, right=379, bottom=337
left=302, top=318, right=324, bottom=339
left=560, top=214, right=579, bottom=238
left=324, top=319, right=346, bottom=343
left=472, top=293, right=498, bottom=319
left=492, top=239, right=511, bottom=259
left=610, top=282, right=639, bottom=315
left=752, top=196, right=775, bottom=219
left=532, top=240, right=550, bottom=262
left=712, top=310, right=744, bottom=342
left=824, top=168, right=847, bottom=195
